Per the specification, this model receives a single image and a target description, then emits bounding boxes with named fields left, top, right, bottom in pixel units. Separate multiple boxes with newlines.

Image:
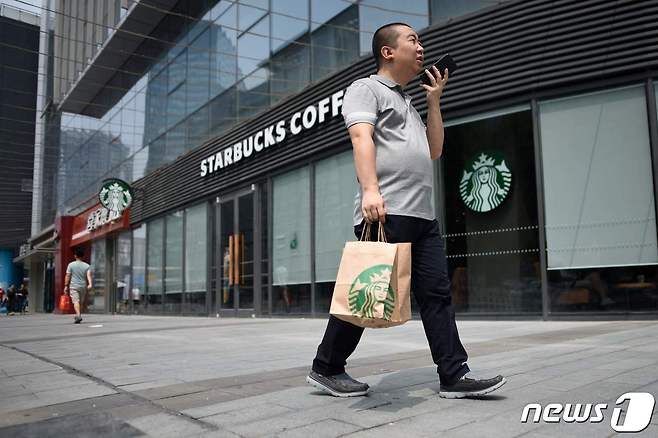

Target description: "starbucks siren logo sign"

left=99, top=178, right=133, bottom=215
left=348, top=264, right=395, bottom=320
left=86, top=179, right=133, bottom=233
left=459, top=152, right=512, bottom=212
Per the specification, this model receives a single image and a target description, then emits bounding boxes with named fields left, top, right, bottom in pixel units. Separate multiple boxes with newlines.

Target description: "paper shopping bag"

left=330, top=222, right=411, bottom=328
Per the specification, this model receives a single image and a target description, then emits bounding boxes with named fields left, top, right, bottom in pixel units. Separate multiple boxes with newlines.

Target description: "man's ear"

left=381, top=45, right=394, bottom=63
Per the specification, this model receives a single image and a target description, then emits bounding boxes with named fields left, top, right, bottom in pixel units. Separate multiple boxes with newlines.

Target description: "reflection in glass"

left=147, top=218, right=163, bottom=312
left=210, top=87, right=237, bottom=138
left=132, top=225, right=146, bottom=313
left=238, top=69, right=270, bottom=121
left=358, top=0, right=429, bottom=56
left=185, top=203, right=208, bottom=314
left=210, top=5, right=238, bottom=98
left=273, top=167, right=312, bottom=313
left=89, top=239, right=106, bottom=313
left=314, top=150, right=359, bottom=313
left=270, top=36, right=310, bottom=104
left=188, top=28, right=211, bottom=114
left=115, top=231, right=132, bottom=314
left=237, top=16, right=269, bottom=79
left=165, top=211, right=184, bottom=313
left=238, top=1, right=268, bottom=32
left=311, top=4, right=359, bottom=82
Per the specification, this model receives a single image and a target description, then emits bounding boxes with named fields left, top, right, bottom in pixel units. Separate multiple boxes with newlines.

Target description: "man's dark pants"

left=312, top=215, right=470, bottom=385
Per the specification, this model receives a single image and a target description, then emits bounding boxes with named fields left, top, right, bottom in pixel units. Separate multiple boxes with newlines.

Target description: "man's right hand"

left=64, top=286, right=70, bottom=296
left=362, top=187, right=386, bottom=224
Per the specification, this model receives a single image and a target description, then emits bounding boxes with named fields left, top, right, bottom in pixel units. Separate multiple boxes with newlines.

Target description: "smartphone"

left=420, top=54, right=458, bottom=85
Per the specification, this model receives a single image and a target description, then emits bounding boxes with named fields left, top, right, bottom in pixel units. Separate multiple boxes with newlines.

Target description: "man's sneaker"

left=74, top=316, right=82, bottom=324
left=438, top=374, right=506, bottom=399
left=306, top=371, right=369, bottom=397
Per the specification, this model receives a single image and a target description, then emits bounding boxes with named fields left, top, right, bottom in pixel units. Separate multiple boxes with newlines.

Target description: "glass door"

left=216, top=186, right=259, bottom=316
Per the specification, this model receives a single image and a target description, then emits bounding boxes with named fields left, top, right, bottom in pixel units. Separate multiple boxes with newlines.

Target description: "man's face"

left=390, top=26, right=425, bottom=74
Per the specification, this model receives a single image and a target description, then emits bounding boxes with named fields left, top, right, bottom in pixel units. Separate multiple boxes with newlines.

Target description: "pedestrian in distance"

left=64, top=247, right=92, bottom=324
left=307, top=22, right=506, bottom=399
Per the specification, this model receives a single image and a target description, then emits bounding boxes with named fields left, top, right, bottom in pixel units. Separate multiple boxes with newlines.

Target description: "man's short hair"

left=74, top=247, right=84, bottom=258
left=372, top=22, right=412, bottom=68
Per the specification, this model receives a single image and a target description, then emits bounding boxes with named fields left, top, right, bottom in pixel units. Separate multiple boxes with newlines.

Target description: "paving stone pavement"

left=0, top=314, right=657, bottom=437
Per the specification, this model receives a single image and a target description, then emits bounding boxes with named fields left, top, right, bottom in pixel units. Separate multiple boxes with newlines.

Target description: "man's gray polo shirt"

left=342, top=74, right=435, bottom=226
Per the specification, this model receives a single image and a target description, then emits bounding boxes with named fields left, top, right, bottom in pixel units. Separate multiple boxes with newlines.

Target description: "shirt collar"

left=370, top=74, right=401, bottom=89
left=369, top=74, right=411, bottom=100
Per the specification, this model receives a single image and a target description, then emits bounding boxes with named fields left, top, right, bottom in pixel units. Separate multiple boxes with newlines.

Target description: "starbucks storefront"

left=120, top=2, right=658, bottom=319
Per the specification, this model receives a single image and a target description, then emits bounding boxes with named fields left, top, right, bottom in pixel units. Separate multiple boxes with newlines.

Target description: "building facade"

left=23, top=0, right=658, bottom=318
left=0, top=3, right=39, bottom=293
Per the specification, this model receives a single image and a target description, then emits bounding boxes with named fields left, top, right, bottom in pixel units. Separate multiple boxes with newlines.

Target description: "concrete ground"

left=0, top=314, right=657, bottom=438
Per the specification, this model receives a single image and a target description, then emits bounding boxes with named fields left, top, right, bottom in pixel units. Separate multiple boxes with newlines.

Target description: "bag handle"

left=359, top=222, right=388, bottom=243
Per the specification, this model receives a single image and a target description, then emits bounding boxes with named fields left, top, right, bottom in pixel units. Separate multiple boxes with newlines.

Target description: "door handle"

left=228, top=234, right=234, bottom=286
left=234, top=233, right=240, bottom=286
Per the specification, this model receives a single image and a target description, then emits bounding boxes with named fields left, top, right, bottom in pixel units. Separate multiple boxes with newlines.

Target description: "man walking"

left=64, top=247, right=92, bottom=324
left=307, top=23, right=506, bottom=399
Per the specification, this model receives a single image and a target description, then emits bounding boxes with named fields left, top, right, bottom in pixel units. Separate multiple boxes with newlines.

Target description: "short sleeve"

left=66, top=263, right=72, bottom=274
left=342, top=81, right=378, bottom=129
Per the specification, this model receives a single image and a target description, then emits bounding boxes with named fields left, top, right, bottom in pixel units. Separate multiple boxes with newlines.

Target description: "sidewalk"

left=0, top=314, right=656, bottom=437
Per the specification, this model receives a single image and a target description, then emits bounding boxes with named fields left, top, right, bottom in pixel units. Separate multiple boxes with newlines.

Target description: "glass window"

left=358, top=1, right=429, bottom=56
left=430, top=0, right=500, bottom=23
left=185, top=203, right=208, bottom=314
left=237, top=16, right=269, bottom=79
left=443, top=110, right=542, bottom=313
left=168, top=49, right=187, bottom=94
left=541, top=86, right=658, bottom=313
left=311, top=4, right=359, bottom=82
left=238, top=0, right=268, bottom=32
left=270, top=36, right=310, bottom=104
left=187, top=105, right=210, bottom=150
left=271, top=0, right=309, bottom=53
left=210, top=5, right=238, bottom=97
left=89, top=239, right=106, bottom=313
left=165, top=122, right=187, bottom=162
left=311, top=0, right=352, bottom=31
left=314, top=150, right=360, bottom=313
left=165, top=211, right=184, bottom=313
left=133, top=145, right=149, bottom=181
left=238, top=68, right=270, bottom=121
left=540, top=86, right=658, bottom=270
left=272, top=166, right=311, bottom=313
left=167, top=81, right=187, bottom=129
left=210, top=86, right=237, bottom=138
left=132, top=225, right=146, bottom=313
left=146, top=69, right=168, bottom=142
left=115, top=231, right=132, bottom=314
left=147, top=135, right=166, bottom=173
left=147, top=218, right=163, bottom=312
left=187, top=28, right=211, bottom=114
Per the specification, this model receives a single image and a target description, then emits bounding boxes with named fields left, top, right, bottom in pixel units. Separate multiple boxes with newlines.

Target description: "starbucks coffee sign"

left=99, top=178, right=133, bottom=214
left=459, top=152, right=512, bottom=212
left=87, top=178, right=133, bottom=232
left=200, top=90, right=345, bottom=177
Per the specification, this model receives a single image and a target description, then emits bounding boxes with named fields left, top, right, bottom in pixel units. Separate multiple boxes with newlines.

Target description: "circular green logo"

left=99, top=178, right=133, bottom=214
left=348, top=264, right=395, bottom=320
left=459, top=152, right=512, bottom=212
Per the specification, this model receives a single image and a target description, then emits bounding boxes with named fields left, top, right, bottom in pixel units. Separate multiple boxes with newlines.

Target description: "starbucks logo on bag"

left=99, top=178, right=133, bottom=215
left=348, top=264, right=395, bottom=320
left=459, top=152, right=512, bottom=212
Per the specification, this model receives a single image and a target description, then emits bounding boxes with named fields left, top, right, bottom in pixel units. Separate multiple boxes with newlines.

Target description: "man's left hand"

left=421, top=66, right=448, bottom=107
